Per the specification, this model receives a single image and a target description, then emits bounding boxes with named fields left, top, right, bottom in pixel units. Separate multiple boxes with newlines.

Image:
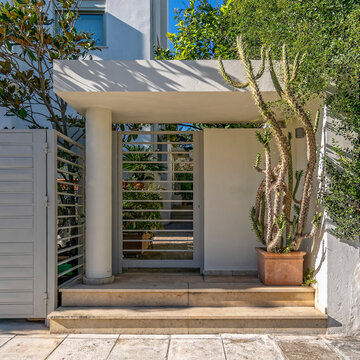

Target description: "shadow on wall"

left=327, top=316, right=343, bottom=329
left=303, top=220, right=327, bottom=276
left=92, top=14, right=145, bottom=60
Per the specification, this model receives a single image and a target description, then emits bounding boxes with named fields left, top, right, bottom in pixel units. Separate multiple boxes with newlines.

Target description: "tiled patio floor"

left=0, top=321, right=359, bottom=359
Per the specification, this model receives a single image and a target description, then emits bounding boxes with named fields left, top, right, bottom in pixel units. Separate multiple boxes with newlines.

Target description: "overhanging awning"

left=53, top=60, right=279, bottom=124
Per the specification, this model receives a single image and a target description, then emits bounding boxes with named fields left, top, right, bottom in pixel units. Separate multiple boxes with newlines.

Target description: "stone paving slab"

left=48, top=337, right=117, bottom=360
left=0, top=322, right=359, bottom=360
left=108, top=336, right=170, bottom=360
left=0, top=336, right=63, bottom=360
left=222, top=334, right=284, bottom=360
left=0, top=335, right=14, bottom=348
left=168, top=337, right=225, bottom=360
left=275, top=336, right=340, bottom=360
left=324, top=338, right=360, bottom=360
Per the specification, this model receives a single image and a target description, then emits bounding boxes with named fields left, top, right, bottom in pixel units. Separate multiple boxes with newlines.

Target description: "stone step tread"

left=49, top=306, right=326, bottom=320
left=60, top=281, right=314, bottom=293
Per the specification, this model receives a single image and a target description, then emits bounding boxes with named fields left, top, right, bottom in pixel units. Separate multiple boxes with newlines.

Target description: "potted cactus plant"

left=219, top=36, right=322, bottom=285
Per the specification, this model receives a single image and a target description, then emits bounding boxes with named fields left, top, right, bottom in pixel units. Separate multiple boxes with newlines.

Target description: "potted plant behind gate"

left=219, top=37, right=322, bottom=285
left=122, top=145, right=165, bottom=255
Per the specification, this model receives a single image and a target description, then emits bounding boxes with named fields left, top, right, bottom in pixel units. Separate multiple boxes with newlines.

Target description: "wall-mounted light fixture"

left=295, top=127, right=305, bottom=138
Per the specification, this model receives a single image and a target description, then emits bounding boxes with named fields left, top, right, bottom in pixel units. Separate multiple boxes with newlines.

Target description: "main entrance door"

left=113, top=130, right=202, bottom=271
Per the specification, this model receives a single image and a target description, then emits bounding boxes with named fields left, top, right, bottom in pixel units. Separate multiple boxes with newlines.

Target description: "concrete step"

left=60, top=281, right=315, bottom=307
left=48, top=306, right=327, bottom=334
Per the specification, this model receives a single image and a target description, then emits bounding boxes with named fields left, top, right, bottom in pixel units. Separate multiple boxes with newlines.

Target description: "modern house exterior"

left=0, top=0, right=359, bottom=336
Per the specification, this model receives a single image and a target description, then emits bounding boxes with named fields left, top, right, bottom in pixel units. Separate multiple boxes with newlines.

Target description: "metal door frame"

left=112, top=130, right=203, bottom=272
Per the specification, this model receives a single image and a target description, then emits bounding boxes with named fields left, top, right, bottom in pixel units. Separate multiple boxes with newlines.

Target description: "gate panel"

left=117, top=131, right=202, bottom=269
left=47, top=131, right=85, bottom=312
left=0, top=130, right=47, bottom=318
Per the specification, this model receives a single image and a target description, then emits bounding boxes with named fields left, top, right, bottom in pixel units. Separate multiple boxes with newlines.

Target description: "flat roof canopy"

left=54, top=60, right=279, bottom=124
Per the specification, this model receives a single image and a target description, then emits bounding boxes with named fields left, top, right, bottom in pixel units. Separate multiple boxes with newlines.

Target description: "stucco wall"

left=92, top=0, right=154, bottom=60
left=326, top=227, right=360, bottom=335
left=203, top=129, right=264, bottom=273
left=308, top=110, right=360, bottom=335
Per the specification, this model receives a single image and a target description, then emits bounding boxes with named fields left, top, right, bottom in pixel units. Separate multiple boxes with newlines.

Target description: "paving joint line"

left=220, top=334, right=228, bottom=360
left=44, top=334, right=68, bottom=359
left=321, top=338, right=347, bottom=360
left=105, top=334, right=120, bottom=360
left=165, top=336, right=172, bottom=360
left=269, top=335, right=287, bottom=360
left=0, top=334, right=15, bottom=349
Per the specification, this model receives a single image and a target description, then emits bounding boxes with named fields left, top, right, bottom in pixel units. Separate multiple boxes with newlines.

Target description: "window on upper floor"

left=55, top=0, right=106, bottom=48
left=75, top=12, right=105, bottom=46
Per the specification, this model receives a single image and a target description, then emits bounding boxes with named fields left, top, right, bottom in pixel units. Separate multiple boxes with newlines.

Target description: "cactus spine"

left=219, top=36, right=321, bottom=253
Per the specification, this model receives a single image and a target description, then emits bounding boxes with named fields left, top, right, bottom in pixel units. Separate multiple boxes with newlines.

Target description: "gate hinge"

left=43, top=142, right=48, bottom=154
left=43, top=292, right=48, bottom=304
left=43, top=195, right=49, bottom=208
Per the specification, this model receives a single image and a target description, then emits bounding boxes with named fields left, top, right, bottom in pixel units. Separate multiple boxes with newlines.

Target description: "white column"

left=83, top=108, right=114, bottom=285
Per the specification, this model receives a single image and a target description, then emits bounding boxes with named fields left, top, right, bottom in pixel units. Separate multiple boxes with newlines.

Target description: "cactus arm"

left=218, top=56, right=250, bottom=89
left=264, top=147, right=274, bottom=247
left=280, top=45, right=318, bottom=249
left=218, top=44, right=265, bottom=89
left=290, top=53, right=300, bottom=82
left=290, top=52, right=307, bottom=82
left=292, top=170, right=303, bottom=204
left=254, top=46, right=266, bottom=80
left=314, top=110, right=320, bottom=133
left=282, top=44, right=291, bottom=86
left=267, top=50, right=284, bottom=99
left=285, top=132, right=294, bottom=240
left=251, top=206, right=266, bottom=245
left=293, top=212, right=322, bottom=249
left=236, top=35, right=290, bottom=251
left=260, top=193, right=266, bottom=239
left=254, top=178, right=266, bottom=219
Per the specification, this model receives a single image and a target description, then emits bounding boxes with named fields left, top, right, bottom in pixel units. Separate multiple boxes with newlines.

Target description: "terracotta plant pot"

left=123, top=232, right=152, bottom=256
left=256, top=247, right=306, bottom=286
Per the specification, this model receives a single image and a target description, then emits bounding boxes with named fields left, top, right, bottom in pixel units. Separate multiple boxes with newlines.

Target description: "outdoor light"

left=295, top=127, right=305, bottom=138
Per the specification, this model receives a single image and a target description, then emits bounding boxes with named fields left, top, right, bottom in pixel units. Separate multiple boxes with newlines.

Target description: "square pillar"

left=83, top=108, right=114, bottom=285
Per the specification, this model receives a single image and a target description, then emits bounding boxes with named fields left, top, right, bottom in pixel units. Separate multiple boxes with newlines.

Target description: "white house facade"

left=0, top=0, right=359, bottom=336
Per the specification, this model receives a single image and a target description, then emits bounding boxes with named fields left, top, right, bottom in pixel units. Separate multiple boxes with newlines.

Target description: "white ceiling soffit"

left=54, top=60, right=279, bottom=124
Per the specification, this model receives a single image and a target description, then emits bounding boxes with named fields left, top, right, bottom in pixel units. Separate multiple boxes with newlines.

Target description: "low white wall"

left=308, top=110, right=360, bottom=335
left=326, top=226, right=360, bottom=335
left=203, top=129, right=264, bottom=273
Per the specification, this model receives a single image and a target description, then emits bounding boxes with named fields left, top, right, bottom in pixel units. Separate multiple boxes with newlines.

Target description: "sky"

left=168, top=0, right=220, bottom=34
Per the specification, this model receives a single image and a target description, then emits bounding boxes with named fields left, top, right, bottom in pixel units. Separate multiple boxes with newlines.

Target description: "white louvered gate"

left=0, top=130, right=47, bottom=318
left=114, top=131, right=202, bottom=270
left=0, top=130, right=85, bottom=318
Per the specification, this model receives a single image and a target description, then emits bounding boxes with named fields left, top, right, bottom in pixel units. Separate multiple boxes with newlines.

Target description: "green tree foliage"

left=158, top=0, right=360, bottom=240
left=0, top=0, right=96, bottom=140
left=122, top=145, right=166, bottom=181
left=155, top=0, right=237, bottom=60
left=320, top=6, right=360, bottom=241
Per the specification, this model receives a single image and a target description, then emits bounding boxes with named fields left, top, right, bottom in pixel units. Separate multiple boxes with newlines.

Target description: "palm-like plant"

left=122, top=145, right=166, bottom=181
